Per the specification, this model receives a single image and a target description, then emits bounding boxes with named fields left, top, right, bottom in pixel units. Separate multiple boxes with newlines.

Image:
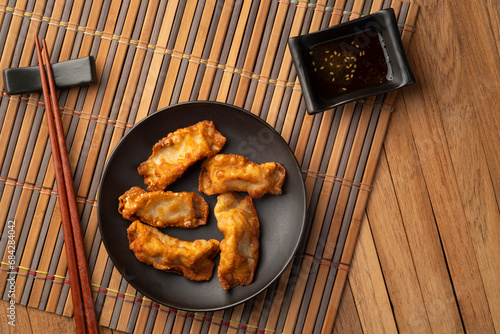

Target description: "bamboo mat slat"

left=0, top=0, right=419, bottom=332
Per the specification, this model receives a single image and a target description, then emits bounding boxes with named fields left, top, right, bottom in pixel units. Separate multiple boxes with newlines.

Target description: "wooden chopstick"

left=39, top=40, right=99, bottom=332
left=35, top=38, right=99, bottom=334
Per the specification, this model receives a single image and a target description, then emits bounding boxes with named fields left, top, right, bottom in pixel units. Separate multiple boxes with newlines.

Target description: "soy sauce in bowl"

left=288, top=9, right=415, bottom=114
left=309, top=29, right=393, bottom=98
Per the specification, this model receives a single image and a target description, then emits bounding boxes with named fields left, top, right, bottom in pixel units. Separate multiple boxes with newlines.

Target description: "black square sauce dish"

left=289, top=9, right=415, bottom=114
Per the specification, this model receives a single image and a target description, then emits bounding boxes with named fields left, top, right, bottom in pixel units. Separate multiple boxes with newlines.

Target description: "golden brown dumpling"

left=138, top=120, right=226, bottom=191
left=118, top=186, right=208, bottom=228
left=127, top=220, right=220, bottom=281
left=199, top=154, right=286, bottom=198
left=214, top=192, right=259, bottom=290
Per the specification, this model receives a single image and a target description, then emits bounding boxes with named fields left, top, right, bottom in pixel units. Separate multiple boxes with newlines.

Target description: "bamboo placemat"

left=0, top=0, right=418, bottom=332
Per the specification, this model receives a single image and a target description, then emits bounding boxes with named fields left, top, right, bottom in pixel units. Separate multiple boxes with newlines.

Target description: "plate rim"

left=97, top=101, right=307, bottom=311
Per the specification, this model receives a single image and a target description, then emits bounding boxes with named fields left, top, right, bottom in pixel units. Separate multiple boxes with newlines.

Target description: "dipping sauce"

left=308, top=28, right=392, bottom=98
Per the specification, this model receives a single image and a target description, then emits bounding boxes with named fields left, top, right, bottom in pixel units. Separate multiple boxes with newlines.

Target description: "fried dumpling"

left=118, top=187, right=209, bottom=228
left=138, top=120, right=226, bottom=191
left=127, top=220, right=220, bottom=281
left=199, top=154, right=286, bottom=198
left=214, top=192, right=259, bottom=290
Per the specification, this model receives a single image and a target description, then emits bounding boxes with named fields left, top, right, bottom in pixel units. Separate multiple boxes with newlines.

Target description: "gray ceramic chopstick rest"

left=3, top=56, right=97, bottom=95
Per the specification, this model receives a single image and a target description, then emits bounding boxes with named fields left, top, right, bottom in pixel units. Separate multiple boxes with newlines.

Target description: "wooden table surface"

left=1, top=0, right=499, bottom=333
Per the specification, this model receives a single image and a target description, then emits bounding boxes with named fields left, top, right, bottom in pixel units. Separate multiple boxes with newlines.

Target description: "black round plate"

left=98, top=101, right=306, bottom=311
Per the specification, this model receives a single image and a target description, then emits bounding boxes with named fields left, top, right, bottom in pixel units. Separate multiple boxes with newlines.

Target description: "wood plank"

left=332, top=282, right=363, bottom=334
left=384, top=95, right=464, bottom=332
left=365, top=152, right=431, bottom=332
left=27, top=304, right=76, bottom=333
left=432, top=1, right=500, bottom=330
left=0, top=300, right=33, bottom=333
left=0, top=300, right=127, bottom=333
left=348, top=214, right=397, bottom=333
left=398, top=1, right=496, bottom=329
left=442, top=0, right=500, bottom=205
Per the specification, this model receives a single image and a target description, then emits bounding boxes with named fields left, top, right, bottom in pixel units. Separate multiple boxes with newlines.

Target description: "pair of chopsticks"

left=35, top=38, right=98, bottom=334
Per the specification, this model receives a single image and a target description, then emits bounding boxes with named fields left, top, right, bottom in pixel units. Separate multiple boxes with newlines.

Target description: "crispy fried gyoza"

left=138, top=121, right=226, bottom=191
left=118, top=187, right=209, bottom=228
left=199, top=154, right=286, bottom=198
left=127, top=220, right=220, bottom=281
left=214, top=192, right=259, bottom=290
